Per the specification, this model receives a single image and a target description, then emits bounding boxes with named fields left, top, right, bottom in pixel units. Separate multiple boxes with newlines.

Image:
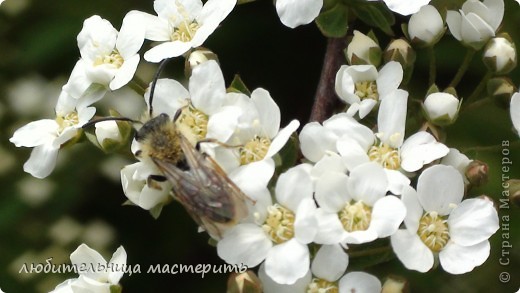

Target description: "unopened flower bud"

left=346, top=30, right=382, bottom=66
left=483, top=35, right=517, bottom=74
left=465, top=160, right=489, bottom=187
left=185, top=48, right=219, bottom=77
left=227, top=270, right=263, bottom=293
left=487, top=77, right=515, bottom=109
left=87, top=111, right=132, bottom=153
left=423, top=92, right=461, bottom=126
left=384, top=39, right=416, bottom=68
left=382, top=275, right=409, bottom=293
left=408, top=5, right=444, bottom=47
left=506, top=179, right=520, bottom=207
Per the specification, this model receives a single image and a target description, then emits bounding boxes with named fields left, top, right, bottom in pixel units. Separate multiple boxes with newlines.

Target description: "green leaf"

left=351, top=2, right=395, bottom=36
left=227, top=74, right=251, bottom=96
left=274, top=133, right=300, bottom=176
left=315, top=3, right=349, bottom=38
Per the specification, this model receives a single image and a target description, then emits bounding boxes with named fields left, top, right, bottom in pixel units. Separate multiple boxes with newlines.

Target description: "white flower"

left=511, top=92, right=520, bottom=136
left=120, top=161, right=172, bottom=218
left=50, top=244, right=127, bottom=293
left=391, top=165, right=499, bottom=274
left=259, top=244, right=348, bottom=292
left=9, top=94, right=95, bottom=179
left=313, top=162, right=406, bottom=245
left=217, top=164, right=318, bottom=285
left=423, top=92, right=461, bottom=125
left=483, top=36, right=517, bottom=74
left=135, top=0, right=236, bottom=62
left=275, top=0, right=323, bottom=28
left=335, top=61, right=403, bottom=118
left=346, top=30, right=381, bottom=66
left=367, top=0, right=431, bottom=16
left=408, top=5, right=444, bottom=46
left=210, top=88, right=299, bottom=175
left=95, top=120, right=122, bottom=146
left=333, top=90, right=449, bottom=194
left=446, top=0, right=504, bottom=50
left=77, top=13, right=145, bottom=90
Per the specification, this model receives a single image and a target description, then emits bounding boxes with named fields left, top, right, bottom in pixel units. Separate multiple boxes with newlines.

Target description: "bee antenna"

left=149, top=58, right=171, bottom=118
left=81, top=117, right=140, bottom=129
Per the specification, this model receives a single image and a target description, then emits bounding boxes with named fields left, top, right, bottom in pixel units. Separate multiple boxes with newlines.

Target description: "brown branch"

left=309, top=37, right=347, bottom=123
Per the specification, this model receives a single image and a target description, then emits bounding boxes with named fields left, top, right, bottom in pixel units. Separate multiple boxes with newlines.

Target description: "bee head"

left=135, top=113, right=184, bottom=165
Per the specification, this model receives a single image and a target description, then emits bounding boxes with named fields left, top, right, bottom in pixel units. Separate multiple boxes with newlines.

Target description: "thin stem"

left=309, top=37, right=346, bottom=123
left=464, top=71, right=493, bottom=106
left=449, top=49, right=476, bottom=88
left=462, top=141, right=520, bottom=153
left=461, top=96, right=492, bottom=113
left=428, top=46, right=436, bottom=86
left=128, top=76, right=148, bottom=96
left=348, top=246, right=392, bottom=258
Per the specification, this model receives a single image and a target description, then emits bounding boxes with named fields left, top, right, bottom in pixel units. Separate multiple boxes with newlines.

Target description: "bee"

left=134, top=110, right=252, bottom=241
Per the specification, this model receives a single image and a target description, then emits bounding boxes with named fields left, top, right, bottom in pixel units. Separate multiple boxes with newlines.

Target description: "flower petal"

left=275, top=0, right=323, bottom=28
left=259, top=263, right=312, bottom=293
left=439, top=240, right=490, bottom=274
left=70, top=244, right=108, bottom=280
left=107, top=246, right=127, bottom=284
left=275, top=164, right=313, bottom=211
left=401, top=185, right=423, bottom=233
left=314, top=208, right=346, bottom=245
left=369, top=195, right=406, bottom=238
left=189, top=60, right=226, bottom=114
left=400, top=131, right=449, bottom=172
left=448, top=198, right=499, bottom=246
left=417, top=165, right=464, bottom=215
left=23, top=144, right=60, bottom=179
left=265, top=238, right=310, bottom=285
left=110, top=54, right=139, bottom=90
left=217, top=223, right=272, bottom=267
left=251, top=88, right=280, bottom=139
left=391, top=230, right=434, bottom=272
left=299, top=122, right=338, bottom=162
left=311, top=244, right=348, bottom=282
left=266, top=120, right=300, bottom=158
left=338, top=271, right=382, bottom=293
left=376, top=61, right=403, bottom=96
left=294, top=198, right=318, bottom=244
left=377, top=89, right=408, bottom=147
left=144, top=41, right=192, bottom=62
left=347, top=162, right=388, bottom=206
left=10, top=119, right=58, bottom=147
left=315, top=172, right=350, bottom=212
left=511, top=93, right=520, bottom=135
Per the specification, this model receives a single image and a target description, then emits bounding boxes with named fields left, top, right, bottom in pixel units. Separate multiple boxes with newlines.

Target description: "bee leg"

left=195, top=138, right=241, bottom=151
left=147, top=174, right=167, bottom=190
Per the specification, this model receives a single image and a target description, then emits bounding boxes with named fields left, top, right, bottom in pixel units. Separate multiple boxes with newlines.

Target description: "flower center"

left=354, top=81, right=379, bottom=101
left=368, top=143, right=400, bottom=170
left=262, top=204, right=295, bottom=244
left=56, top=111, right=79, bottom=134
left=307, top=278, right=339, bottom=293
left=239, top=136, right=271, bottom=165
left=94, top=50, right=124, bottom=68
left=176, top=105, right=208, bottom=141
left=338, top=200, right=372, bottom=232
left=417, top=211, right=450, bottom=252
left=171, top=19, right=200, bottom=42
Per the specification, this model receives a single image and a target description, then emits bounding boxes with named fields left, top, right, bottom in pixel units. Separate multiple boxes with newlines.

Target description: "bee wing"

left=153, top=135, right=251, bottom=239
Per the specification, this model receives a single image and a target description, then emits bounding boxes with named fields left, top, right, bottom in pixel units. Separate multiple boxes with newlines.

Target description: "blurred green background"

left=0, top=0, right=519, bottom=292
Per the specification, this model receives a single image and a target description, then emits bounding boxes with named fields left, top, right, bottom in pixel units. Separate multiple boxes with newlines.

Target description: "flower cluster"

left=8, top=0, right=515, bottom=292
